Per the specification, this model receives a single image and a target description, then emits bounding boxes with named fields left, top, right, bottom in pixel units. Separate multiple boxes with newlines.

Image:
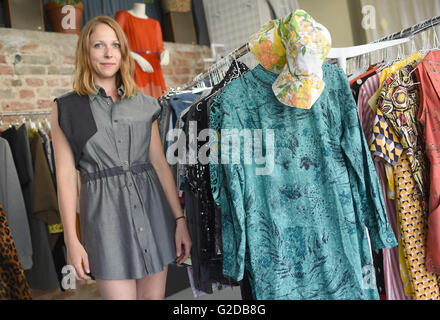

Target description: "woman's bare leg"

left=136, top=266, right=168, bottom=300
left=95, top=278, right=137, bottom=300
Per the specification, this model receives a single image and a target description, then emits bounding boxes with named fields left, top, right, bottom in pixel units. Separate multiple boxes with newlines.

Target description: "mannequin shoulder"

left=114, top=10, right=127, bottom=23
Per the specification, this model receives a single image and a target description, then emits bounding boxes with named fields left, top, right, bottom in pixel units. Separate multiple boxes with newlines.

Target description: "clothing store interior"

left=2, top=0, right=440, bottom=301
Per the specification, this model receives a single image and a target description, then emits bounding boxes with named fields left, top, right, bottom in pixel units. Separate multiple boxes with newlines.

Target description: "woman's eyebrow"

left=91, top=39, right=120, bottom=43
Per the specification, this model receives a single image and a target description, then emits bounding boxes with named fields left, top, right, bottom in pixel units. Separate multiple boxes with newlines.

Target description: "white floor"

left=166, top=286, right=242, bottom=300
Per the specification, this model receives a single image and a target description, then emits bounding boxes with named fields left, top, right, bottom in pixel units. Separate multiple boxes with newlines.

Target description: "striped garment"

left=358, top=72, right=412, bottom=300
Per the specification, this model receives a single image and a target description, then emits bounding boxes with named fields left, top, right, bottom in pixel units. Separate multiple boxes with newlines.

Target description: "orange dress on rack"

left=115, top=10, right=166, bottom=98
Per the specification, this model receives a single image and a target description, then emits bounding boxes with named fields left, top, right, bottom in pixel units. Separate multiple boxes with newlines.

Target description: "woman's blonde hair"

left=73, top=15, right=139, bottom=98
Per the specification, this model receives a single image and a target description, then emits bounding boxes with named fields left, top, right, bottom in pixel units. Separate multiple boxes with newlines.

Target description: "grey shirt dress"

left=56, top=85, right=176, bottom=280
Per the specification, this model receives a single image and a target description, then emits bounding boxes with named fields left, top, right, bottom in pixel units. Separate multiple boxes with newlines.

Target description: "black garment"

left=54, top=92, right=97, bottom=170
left=51, top=234, right=67, bottom=291
left=180, top=62, right=249, bottom=294
left=184, top=183, right=233, bottom=293
left=240, top=269, right=254, bottom=300
left=157, top=97, right=172, bottom=152
left=350, top=70, right=386, bottom=297
left=1, top=126, right=32, bottom=192
left=183, top=61, right=250, bottom=261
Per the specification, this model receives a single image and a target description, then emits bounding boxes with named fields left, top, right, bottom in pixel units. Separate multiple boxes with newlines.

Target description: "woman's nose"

left=104, top=46, right=113, bottom=57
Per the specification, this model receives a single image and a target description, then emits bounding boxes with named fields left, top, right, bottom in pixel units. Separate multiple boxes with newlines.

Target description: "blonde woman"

left=50, top=16, right=191, bottom=300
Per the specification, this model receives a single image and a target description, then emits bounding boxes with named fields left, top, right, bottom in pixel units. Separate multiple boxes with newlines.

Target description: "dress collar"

left=89, top=84, right=125, bottom=101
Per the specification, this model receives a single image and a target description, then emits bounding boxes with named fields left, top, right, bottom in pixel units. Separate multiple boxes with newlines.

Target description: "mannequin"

left=115, top=3, right=169, bottom=97
left=128, top=3, right=170, bottom=71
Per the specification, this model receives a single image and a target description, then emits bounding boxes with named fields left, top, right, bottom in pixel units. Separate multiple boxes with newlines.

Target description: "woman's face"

left=89, top=23, right=122, bottom=84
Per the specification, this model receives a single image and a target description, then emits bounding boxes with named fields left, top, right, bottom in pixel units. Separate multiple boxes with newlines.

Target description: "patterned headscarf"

left=249, top=10, right=332, bottom=109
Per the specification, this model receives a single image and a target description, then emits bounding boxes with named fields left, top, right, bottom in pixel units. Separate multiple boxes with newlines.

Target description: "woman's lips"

left=101, top=63, right=115, bottom=67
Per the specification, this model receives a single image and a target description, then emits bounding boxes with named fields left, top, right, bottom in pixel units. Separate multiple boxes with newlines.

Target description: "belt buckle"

left=122, top=161, right=130, bottom=171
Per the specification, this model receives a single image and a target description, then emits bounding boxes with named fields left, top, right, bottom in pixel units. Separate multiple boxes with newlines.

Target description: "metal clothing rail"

left=0, top=111, right=52, bottom=116
left=374, top=15, right=440, bottom=42
left=179, top=43, right=250, bottom=92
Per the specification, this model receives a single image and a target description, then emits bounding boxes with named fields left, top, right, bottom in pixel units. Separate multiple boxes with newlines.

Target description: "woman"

left=50, top=16, right=192, bottom=300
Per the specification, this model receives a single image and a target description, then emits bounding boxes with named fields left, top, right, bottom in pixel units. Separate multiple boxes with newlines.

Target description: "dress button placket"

left=128, top=174, right=152, bottom=270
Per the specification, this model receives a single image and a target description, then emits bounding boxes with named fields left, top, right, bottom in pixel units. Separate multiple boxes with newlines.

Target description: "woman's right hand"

left=66, top=239, right=91, bottom=281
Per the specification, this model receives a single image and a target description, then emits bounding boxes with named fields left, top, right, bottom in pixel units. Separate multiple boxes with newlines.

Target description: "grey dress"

left=77, top=85, right=176, bottom=280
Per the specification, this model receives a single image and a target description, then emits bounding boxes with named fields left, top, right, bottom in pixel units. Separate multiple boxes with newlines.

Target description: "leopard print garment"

left=0, top=203, right=31, bottom=300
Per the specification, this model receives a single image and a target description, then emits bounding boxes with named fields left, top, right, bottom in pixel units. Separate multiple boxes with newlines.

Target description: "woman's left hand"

left=175, top=219, right=192, bottom=265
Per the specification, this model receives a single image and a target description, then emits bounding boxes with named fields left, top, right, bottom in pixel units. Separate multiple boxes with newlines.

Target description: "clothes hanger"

left=429, top=19, right=440, bottom=51
left=45, top=117, right=51, bottom=132
left=328, top=37, right=410, bottom=73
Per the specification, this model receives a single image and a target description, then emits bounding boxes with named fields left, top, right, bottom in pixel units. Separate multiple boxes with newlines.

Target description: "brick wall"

left=0, top=27, right=211, bottom=123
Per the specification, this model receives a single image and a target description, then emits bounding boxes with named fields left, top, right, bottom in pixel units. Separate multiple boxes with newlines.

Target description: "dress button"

left=118, top=140, right=121, bottom=143
left=134, top=205, right=137, bottom=209
left=139, top=227, right=144, bottom=232
left=114, top=120, right=118, bottom=123
left=144, top=249, right=148, bottom=253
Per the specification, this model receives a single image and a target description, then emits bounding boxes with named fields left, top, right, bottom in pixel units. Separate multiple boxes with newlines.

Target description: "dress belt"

left=133, top=50, right=160, bottom=55
left=80, top=162, right=153, bottom=183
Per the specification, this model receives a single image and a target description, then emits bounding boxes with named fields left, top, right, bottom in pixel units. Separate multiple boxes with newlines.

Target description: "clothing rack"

left=179, top=43, right=249, bottom=92
left=0, top=111, right=52, bottom=117
left=176, top=15, right=440, bottom=92
left=374, top=15, right=440, bottom=42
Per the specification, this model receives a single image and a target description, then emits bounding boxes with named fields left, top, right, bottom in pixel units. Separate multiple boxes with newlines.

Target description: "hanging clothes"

left=2, top=124, right=60, bottom=291
left=0, top=202, right=31, bottom=300
left=0, top=137, right=33, bottom=270
left=371, top=61, right=440, bottom=300
left=210, top=63, right=397, bottom=300
left=181, top=61, right=249, bottom=294
left=157, top=97, right=172, bottom=152
left=415, top=50, right=440, bottom=274
left=350, top=69, right=386, bottom=298
left=368, top=52, right=424, bottom=113
left=29, top=130, right=61, bottom=226
left=115, top=10, right=166, bottom=98
left=168, top=92, right=199, bottom=187
left=29, top=129, right=67, bottom=288
left=357, top=72, right=412, bottom=300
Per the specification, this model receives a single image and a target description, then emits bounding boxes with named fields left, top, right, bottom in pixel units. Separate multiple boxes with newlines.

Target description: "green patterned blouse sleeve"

left=338, top=69, right=397, bottom=250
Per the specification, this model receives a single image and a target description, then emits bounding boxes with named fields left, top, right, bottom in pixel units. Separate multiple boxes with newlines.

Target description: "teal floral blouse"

left=209, top=64, right=397, bottom=300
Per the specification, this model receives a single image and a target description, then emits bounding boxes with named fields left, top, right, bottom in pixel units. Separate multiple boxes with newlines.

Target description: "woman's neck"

left=129, top=3, right=148, bottom=19
left=95, top=79, right=117, bottom=97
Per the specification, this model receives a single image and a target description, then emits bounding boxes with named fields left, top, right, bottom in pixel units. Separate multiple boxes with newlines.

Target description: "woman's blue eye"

left=94, top=43, right=102, bottom=48
left=113, top=43, right=121, bottom=48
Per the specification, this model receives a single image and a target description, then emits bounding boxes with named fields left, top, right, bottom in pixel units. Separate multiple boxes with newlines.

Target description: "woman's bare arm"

left=51, top=101, right=90, bottom=280
left=149, top=120, right=184, bottom=220
left=149, top=120, right=192, bottom=264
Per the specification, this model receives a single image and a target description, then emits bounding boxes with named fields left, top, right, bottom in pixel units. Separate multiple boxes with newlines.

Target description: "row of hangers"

left=0, top=116, right=51, bottom=133
left=348, top=20, right=440, bottom=79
